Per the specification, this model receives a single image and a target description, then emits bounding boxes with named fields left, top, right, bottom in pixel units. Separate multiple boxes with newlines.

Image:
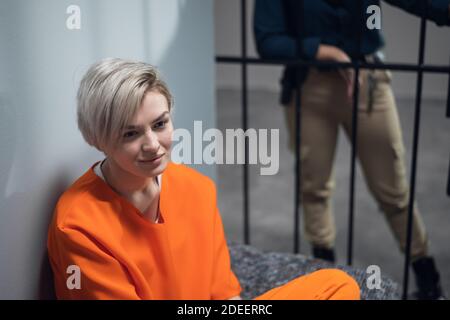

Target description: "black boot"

left=312, top=246, right=336, bottom=263
left=412, top=256, right=446, bottom=300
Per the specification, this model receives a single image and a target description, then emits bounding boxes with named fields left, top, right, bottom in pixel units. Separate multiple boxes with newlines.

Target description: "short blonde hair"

left=77, top=58, right=173, bottom=152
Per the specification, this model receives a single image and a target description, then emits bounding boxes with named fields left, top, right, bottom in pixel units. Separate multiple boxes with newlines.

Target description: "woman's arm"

left=48, top=226, right=141, bottom=299
left=253, top=0, right=320, bottom=60
left=253, top=0, right=297, bottom=59
left=316, top=44, right=361, bottom=100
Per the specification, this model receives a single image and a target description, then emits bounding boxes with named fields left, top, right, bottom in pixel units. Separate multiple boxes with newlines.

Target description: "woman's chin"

left=137, top=155, right=169, bottom=176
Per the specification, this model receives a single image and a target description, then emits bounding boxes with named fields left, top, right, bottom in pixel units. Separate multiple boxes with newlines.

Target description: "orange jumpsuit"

left=47, top=161, right=360, bottom=300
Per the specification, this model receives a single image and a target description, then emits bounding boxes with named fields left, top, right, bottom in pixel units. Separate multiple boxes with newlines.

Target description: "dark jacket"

left=253, top=0, right=450, bottom=105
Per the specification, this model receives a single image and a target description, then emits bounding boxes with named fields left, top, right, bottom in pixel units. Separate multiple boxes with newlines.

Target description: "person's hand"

left=316, top=44, right=362, bottom=101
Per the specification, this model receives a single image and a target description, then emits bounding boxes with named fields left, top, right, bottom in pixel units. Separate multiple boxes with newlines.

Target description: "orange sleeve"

left=210, top=206, right=242, bottom=300
left=49, top=227, right=141, bottom=300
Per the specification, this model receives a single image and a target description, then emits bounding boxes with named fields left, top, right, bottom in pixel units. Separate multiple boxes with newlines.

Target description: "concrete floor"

left=216, top=88, right=450, bottom=297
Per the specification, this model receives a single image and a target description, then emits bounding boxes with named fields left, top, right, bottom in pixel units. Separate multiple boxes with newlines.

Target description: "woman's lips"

left=139, top=154, right=165, bottom=163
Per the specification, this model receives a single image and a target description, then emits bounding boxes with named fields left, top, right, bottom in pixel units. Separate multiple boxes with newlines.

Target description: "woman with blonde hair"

left=47, top=58, right=360, bottom=300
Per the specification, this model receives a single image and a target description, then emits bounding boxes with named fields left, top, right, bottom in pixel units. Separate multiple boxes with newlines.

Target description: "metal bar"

left=240, top=0, right=250, bottom=245
left=447, top=156, right=450, bottom=197
left=402, top=15, right=427, bottom=301
left=447, top=57, right=450, bottom=198
left=346, top=0, right=363, bottom=267
left=292, top=0, right=305, bottom=255
left=294, top=85, right=302, bottom=253
left=216, top=56, right=450, bottom=74
left=446, top=57, right=449, bottom=198
left=347, top=67, right=360, bottom=266
left=447, top=57, right=450, bottom=118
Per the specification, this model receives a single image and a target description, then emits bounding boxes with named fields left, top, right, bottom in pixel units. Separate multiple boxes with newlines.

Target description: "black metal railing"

left=216, top=0, right=450, bottom=300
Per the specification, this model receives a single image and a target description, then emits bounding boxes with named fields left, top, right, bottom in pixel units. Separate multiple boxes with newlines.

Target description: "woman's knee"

left=313, top=269, right=361, bottom=300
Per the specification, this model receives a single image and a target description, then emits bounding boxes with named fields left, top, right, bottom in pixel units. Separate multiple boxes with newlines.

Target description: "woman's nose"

left=141, top=129, right=160, bottom=153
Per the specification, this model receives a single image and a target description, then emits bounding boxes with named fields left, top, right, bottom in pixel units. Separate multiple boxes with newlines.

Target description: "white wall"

left=215, top=0, right=450, bottom=100
left=0, top=0, right=216, bottom=299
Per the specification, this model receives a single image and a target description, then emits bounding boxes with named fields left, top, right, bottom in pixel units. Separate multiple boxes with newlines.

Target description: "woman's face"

left=107, top=90, right=173, bottom=179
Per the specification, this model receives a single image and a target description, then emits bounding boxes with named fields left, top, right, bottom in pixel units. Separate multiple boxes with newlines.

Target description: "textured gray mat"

left=229, top=242, right=401, bottom=300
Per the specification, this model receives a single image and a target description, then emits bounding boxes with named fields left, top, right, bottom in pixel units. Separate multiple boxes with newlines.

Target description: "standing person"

left=254, top=0, right=450, bottom=299
left=47, top=58, right=360, bottom=300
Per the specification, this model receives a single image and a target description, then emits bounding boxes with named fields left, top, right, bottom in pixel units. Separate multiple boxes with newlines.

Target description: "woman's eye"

left=154, top=120, right=167, bottom=130
left=123, top=131, right=138, bottom=138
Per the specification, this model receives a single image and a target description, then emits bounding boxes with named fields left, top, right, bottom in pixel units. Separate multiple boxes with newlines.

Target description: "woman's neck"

left=101, top=158, right=161, bottom=222
left=101, top=158, right=159, bottom=199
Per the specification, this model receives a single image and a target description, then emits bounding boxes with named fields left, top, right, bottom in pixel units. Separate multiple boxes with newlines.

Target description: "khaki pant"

left=284, top=67, right=428, bottom=259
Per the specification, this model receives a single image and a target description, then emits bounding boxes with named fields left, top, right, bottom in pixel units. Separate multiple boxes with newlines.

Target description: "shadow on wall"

left=1, top=2, right=84, bottom=299
left=37, top=160, right=95, bottom=300
left=0, top=95, right=28, bottom=298
left=37, top=173, right=70, bottom=300
left=38, top=169, right=76, bottom=300
left=39, top=251, right=56, bottom=300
